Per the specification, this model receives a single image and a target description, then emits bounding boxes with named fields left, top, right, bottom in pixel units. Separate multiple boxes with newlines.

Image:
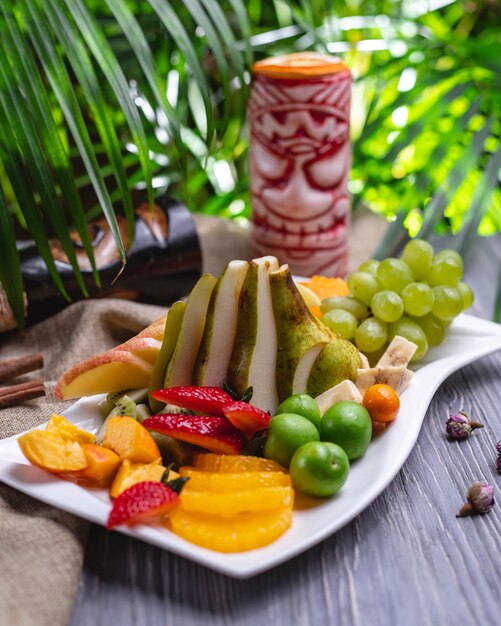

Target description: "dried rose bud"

left=496, top=441, right=501, bottom=473
left=496, top=441, right=501, bottom=455
left=445, top=411, right=483, bottom=440
left=457, top=481, right=495, bottom=517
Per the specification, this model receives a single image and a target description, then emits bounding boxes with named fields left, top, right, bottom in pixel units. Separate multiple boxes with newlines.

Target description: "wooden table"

left=69, top=232, right=501, bottom=626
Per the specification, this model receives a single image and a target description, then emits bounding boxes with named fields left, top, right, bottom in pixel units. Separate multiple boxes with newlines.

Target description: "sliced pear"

left=292, top=342, right=328, bottom=395
left=227, top=256, right=279, bottom=413
left=148, top=301, right=186, bottom=412
left=296, top=283, right=321, bottom=308
left=193, top=260, right=249, bottom=387
left=307, top=339, right=362, bottom=397
left=163, top=274, right=217, bottom=388
left=270, top=264, right=335, bottom=402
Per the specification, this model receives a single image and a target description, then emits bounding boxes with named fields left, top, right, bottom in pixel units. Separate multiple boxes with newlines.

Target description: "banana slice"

left=356, top=366, right=414, bottom=396
left=377, top=335, right=417, bottom=368
left=315, top=380, right=363, bottom=415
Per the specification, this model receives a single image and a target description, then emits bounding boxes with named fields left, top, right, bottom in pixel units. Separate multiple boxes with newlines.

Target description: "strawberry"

left=106, top=480, right=181, bottom=529
left=143, top=413, right=243, bottom=455
left=151, top=386, right=234, bottom=416
left=222, top=401, right=271, bottom=438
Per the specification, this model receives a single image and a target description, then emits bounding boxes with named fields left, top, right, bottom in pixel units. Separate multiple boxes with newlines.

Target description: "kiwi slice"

left=96, top=395, right=138, bottom=443
left=108, top=395, right=137, bottom=419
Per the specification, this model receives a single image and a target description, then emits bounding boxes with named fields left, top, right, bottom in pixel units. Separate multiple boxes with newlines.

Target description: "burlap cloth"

left=0, top=212, right=385, bottom=626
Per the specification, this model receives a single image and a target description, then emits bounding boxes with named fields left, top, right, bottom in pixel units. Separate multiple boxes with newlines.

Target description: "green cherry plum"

left=289, top=441, right=350, bottom=497
left=320, top=401, right=372, bottom=461
left=264, top=413, right=320, bottom=468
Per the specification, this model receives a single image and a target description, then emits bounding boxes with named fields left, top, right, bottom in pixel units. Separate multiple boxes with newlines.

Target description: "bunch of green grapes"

left=320, top=240, right=474, bottom=363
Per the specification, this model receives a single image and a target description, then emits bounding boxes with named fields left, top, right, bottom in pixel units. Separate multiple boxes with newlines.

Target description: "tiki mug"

left=249, top=52, right=352, bottom=277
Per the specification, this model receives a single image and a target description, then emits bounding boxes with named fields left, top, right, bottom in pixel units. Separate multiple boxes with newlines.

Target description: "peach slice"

left=101, top=416, right=161, bottom=464
left=135, top=317, right=166, bottom=340
left=114, top=337, right=163, bottom=365
left=62, top=443, right=121, bottom=487
left=110, top=459, right=178, bottom=498
left=18, top=430, right=88, bottom=473
left=46, top=414, right=96, bottom=444
left=54, top=351, right=153, bottom=400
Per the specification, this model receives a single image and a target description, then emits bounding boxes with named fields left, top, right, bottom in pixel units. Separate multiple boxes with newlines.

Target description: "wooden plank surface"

left=70, top=234, right=501, bottom=626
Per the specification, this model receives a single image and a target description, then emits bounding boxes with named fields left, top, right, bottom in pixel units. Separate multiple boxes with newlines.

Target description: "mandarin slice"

left=110, top=460, right=178, bottom=498
left=179, top=468, right=291, bottom=491
left=101, top=416, right=161, bottom=464
left=179, top=485, right=293, bottom=515
left=63, top=444, right=121, bottom=487
left=169, top=507, right=293, bottom=552
left=18, top=430, right=88, bottom=473
left=193, top=453, right=286, bottom=473
left=46, top=414, right=96, bottom=444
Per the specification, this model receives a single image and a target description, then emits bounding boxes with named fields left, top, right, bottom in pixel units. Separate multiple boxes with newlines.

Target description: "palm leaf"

left=1, top=5, right=99, bottom=286
left=457, top=143, right=501, bottom=259
left=147, top=0, right=215, bottom=144
left=43, top=0, right=135, bottom=241
left=61, top=0, right=154, bottom=212
left=417, top=117, right=494, bottom=240
left=18, top=0, right=126, bottom=264
left=0, top=43, right=88, bottom=297
left=104, top=0, right=187, bottom=176
left=0, top=186, right=25, bottom=330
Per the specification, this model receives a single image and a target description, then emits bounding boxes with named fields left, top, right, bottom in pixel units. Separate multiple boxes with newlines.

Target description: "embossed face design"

left=249, top=70, right=351, bottom=276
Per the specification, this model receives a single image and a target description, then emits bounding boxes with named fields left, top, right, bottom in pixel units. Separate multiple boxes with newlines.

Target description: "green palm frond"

left=0, top=0, right=500, bottom=328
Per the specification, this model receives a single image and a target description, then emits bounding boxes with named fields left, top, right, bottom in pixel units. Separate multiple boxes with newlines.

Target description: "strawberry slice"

left=143, top=414, right=243, bottom=455
left=151, top=386, right=234, bottom=416
left=106, top=480, right=180, bottom=529
left=222, top=401, right=271, bottom=438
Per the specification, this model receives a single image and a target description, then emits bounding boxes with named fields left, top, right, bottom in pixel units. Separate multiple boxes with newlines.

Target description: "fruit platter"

left=2, top=241, right=501, bottom=577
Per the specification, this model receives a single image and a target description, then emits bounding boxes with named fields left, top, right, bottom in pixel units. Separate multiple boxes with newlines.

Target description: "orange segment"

left=18, top=430, right=88, bottom=473
left=169, top=507, right=293, bottom=552
left=179, top=468, right=291, bottom=491
left=179, top=486, right=293, bottom=515
left=110, top=460, right=178, bottom=498
left=101, top=416, right=161, bottom=464
left=193, top=453, right=286, bottom=473
left=46, top=414, right=96, bottom=444
left=301, top=275, right=349, bottom=302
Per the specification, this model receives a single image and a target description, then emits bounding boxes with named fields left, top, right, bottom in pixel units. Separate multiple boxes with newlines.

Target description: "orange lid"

left=252, top=52, right=348, bottom=79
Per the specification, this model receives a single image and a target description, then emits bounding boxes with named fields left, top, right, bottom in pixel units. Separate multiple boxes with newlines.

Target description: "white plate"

left=1, top=313, right=501, bottom=578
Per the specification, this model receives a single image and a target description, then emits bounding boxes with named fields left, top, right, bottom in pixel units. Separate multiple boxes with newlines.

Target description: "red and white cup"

left=249, top=52, right=352, bottom=277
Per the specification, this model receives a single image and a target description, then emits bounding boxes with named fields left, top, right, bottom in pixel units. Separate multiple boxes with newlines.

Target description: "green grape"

left=320, top=296, right=369, bottom=321
left=457, top=282, right=474, bottom=310
left=358, top=259, right=379, bottom=276
left=389, top=317, right=428, bottom=361
left=431, top=285, right=463, bottom=321
left=322, top=309, right=358, bottom=340
left=354, top=317, right=388, bottom=353
left=370, top=290, right=404, bottom=323
left=427, top=252, right=463, bottom=286
left=415, top=313, right=448, bottom=347
left=435, top=248, right=463, bottom=264
left=376, top=258, right=414, bottom=294
left=401, top=239, right=434, bottom=280
left=401, top=282, right=434, bottom=317
left=347, top=272, right=380, bottom=305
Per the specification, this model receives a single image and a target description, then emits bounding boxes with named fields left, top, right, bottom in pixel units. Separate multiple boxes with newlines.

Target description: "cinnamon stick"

left=0, top=379, right=46, bottom=409
left=0, top=353, right=44, bottom=383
